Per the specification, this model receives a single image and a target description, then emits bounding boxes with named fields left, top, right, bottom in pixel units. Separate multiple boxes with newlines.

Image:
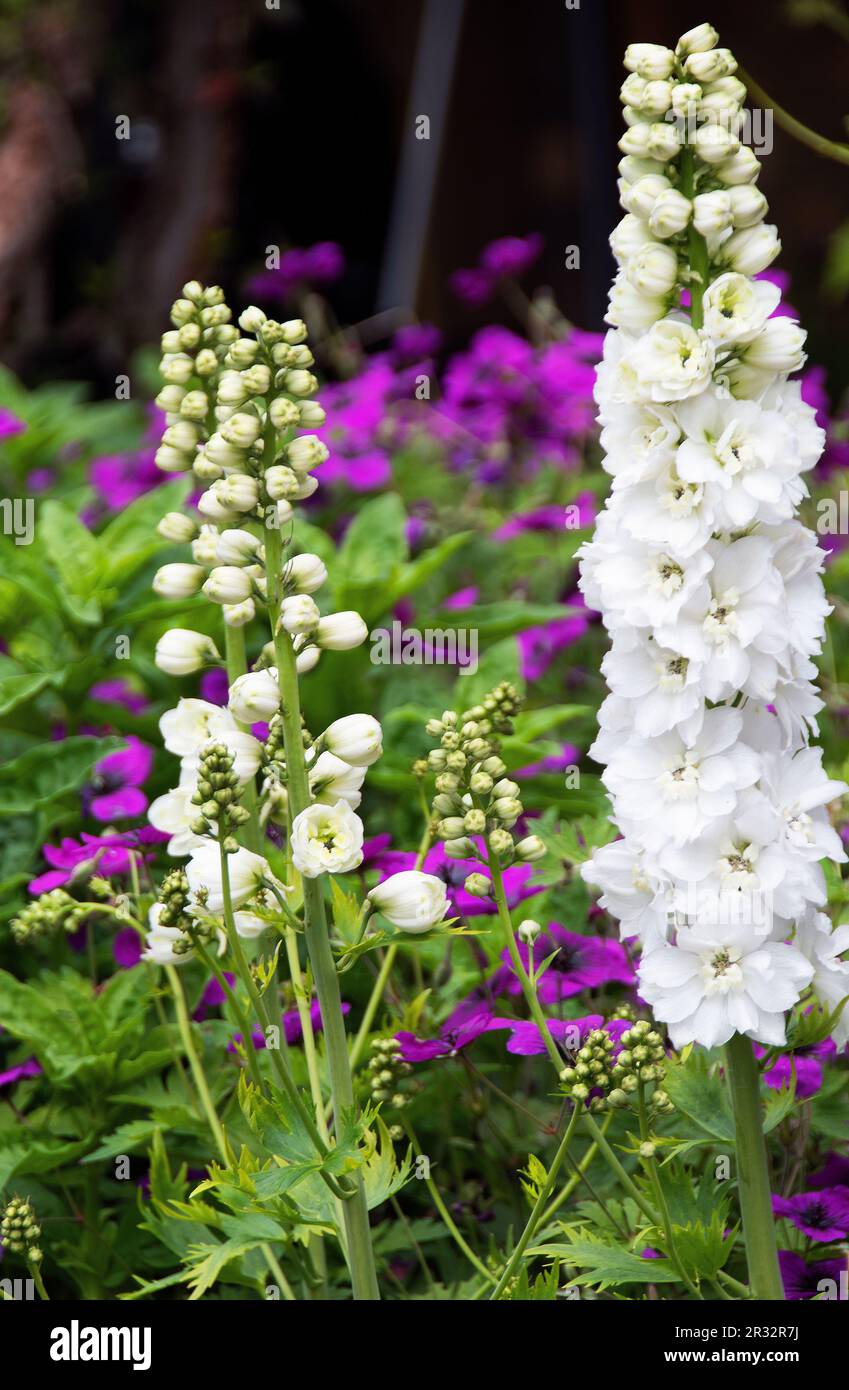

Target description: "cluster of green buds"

left=425, top=683, right=545, bottom=894
left=367, top=1037, right=414, bottom=1127
left=9, top=877, right=117, bottom=945
left=152, top=866, right=222, bottom=959
left=559, top=1027, right=619, bottom=1113
left=606, top=1020, right=673, bottom=1114
left=189, top=743, right=252, bottom=844
left=1, top=1195, right=42, bottom=1263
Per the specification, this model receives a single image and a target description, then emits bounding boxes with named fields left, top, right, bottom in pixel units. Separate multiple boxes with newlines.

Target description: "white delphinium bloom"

left=142, top=902, right=226, bottom=966
left=639, top=917, right=813, bottom=1048
left=366, top=871, right=450, bottom=933
left=794, top=908, right=849, bottom=1048
left=579, top=25, right=846, bottom=1052
left=290, top=800, right=364, bottom=878
left=314, top=612, right=369, bottom=650
left=148, top=780, right=207, bottom=857
left=153, top=563, right=205, bottom=598
left=160, top=698, right=238, bottom=756
left=186, top=845, right=279, bottom=913
left=308, top=751, right=367, bottom=809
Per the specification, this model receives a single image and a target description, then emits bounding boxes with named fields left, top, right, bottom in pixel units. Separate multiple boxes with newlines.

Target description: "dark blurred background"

left=1, top=0, right=847, bottom=392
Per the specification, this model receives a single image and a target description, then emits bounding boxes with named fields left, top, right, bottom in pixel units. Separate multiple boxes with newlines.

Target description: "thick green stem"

left=489, top=1102, right=581, bottom=1300
left=679, top=147, right=710, bottom=329
left=724, top=1034, right=784, bottom=1300
left=265, top=522, right=379, bottom=1301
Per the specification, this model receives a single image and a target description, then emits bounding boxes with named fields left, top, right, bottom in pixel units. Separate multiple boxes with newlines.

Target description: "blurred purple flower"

left=779, top=1250, right=845, bottom=1299
left=29, top=827, right=167, bottom=895
left=113, top=927, right=142, bottom=969
left=199, top=667, right=230, bottom=706
left=85, top=736, right=152, bottom=822
left=754, top=1038, right=836, bottom=1100
left=0, top=407, right=26, bottom=438
left=519, top=592, right=591, bottom=681
left=502, top=922, right=635, bottom=1004
left=89, top=679, right=149, bottom=714
left=0, top=1057, right=42, bottom=1087
left=396, top=996, right=512, bottom=1063
left=369, top=837, right=541, bottom=918
left=228, top=999, right=351, bottom=1053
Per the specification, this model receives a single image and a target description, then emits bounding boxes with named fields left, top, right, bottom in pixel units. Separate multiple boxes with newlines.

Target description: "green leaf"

left=663, top=1053, right=735, bottom=1142
left=528, top=1234, right=679, bottom=1288
left=0, top=671, right=54, bottom=715
left=98, top=478, right=192, bottom=585
left=333, top=494, right=408, bottom=614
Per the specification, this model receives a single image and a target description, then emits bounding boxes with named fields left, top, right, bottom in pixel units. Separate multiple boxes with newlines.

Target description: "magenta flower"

left=0, top=407, right=26, bottom=438
left=228, top=1000, right=351, bottom=1053
left=199, top=667, right=230, bottom=706
left=514, top=743, right=581, bottom=779
left=0, top=1057, right=42, bottom=1087
left=112, top=927, right=143, bottom=969
left=194, top=973, right=236, bottom=1021
left=480, top=234, right=543, bottom=279
left=29, top=827, right=167, bottom=895
left=502, top=922, right=635, bottom=1004
left=396, top=995, right=512, bottom=1063
left=779, top=1250, right=845, bottom=1300
left=772, top=1187, right=849, bottom=1242
left=518, top=592, right=591, bottom=681
left=84, top=736, right=152, bottom=822
left=89, top=679, right=149, bottom=714
left=504, top=1014, right=632, bottom=1058
left=809, top=1152, right=849, bottom=1190
left=754, top=1038, right=836, bottom=1100
left=246, top=242, right=345, bottom=302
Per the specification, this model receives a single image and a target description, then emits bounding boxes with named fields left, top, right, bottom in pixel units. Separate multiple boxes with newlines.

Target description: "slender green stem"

left=489, top=1102, right=581, bottom=1299
left=166, top=964, right=228, bottom=1162
left=29, top=1262, right=49, bottom=1300
left=539, top=1113, right=612, bottom=1226
left=638, top=1085, right=702, bottom=1299
left=283, top=926, right=330, bottom=1143
left=724, top=1034, right=784, bottom=1300
left=264, top=523, right=379, bottom=1300
left=739, top=67, right=849, bottom=167
left=193, top=939, right=265, bottom=1091
left=403, top=1120, right=497, bottom=1285
left=679, top=146, right=710, bottom=328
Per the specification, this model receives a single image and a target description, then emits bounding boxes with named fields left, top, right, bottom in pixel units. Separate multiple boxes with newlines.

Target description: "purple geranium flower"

left=502, top=922, right=635, bottom=1004
left=29, top=826, right=167, bottom=895
left=480, top=233, right=543, bottom=279
left=505, top=1014, right=632, bottom=1059
left=0, top=1057, right=42, bottom=1088
left=772, top=1187, right=849, bottom=1242
left=112, top=927, right=143, bottom=969
left=89, top=679, right=149, bottom=714
left=518, top=592, right=591, bottom=681
left=199, top=667, right=230, bottom=706
left=228, top=1000, right=351, bottom=1053
left=779, top=1250, right=845, bottom=1300
left=0, top=407, right=26, bottom=438
left=809, top=1152, right=849, bottom=1190
left=396, top=994, right=513, bottom=1063
left=85, top=736, right=152, bottom=821
left=754, top=1038, right=836, bottom=1100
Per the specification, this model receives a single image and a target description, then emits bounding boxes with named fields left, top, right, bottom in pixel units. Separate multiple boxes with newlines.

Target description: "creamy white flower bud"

left=295, top=644, right=321, bottom=674
left=212, top=475, right=260, bottom=512
left=229, top=668, right=281, bottom=723
left=281, top=369, right=318, bottom=398
left=155, top=629, right=219, bottom=676
left=242, top=364, right=272, bottom=395
left=197, top=490, right=238, bottom=523
left=684, top=48, right=735, bottom=84
left=315, top=611, right=368, bottom=651
left=649, top=189, right=692, bottom=237
left=692, top=189, right=732, bottom=236
left=698, top=91, right=742, bottom=125
left=220, top=411, right=262, bottom=448
left=280, top=318, right=308, bottom=344
left=178, top=389, right=209, bottom=422
left=515, top=836, right=547, bottom=863
left=286, top=434, right=329, bottom=472
left=205, top=433, right=246, bottom=469
left=322, top=713, right=383, bottom=766
left=217, top=371, right=251, bottom=406
left=367, top=870, right=449, bottom=933
left=155, top=445, right=191, bottom=474
left=646, top=122, right=682, bottom=161
left=269, top=396, right=301, bottom=430
left=228, top=337, right=259, bottom=368
left=618, top=155, right=669, bottom=185
left=626, top=241, right=679, bottom=296
left=153, top=563, right=205, bottom=598
left=264, top=465, right=300, bottom=500
left=728, top=184, right=768, bottom=228
left=202, top=566, right=254, bottom=605
left=703, top=73, right=746, bottom=104
left=719, top=223, right=781, bottom=274
left=191, top=525, right=221, bottom=566
left=715, top=146, right=761, bottom=185
left=178, top=323, right=201, bottom=352
left=518, top=918, right=542, bottom=943
left=620, top=73, right=648, bottom=107
left=223, top=599, right=256, bottom=628
left=610, top=213, right=655, bottom=262
left=170, top=298, right=196, bottom=327
left=624, top=42, right=675, bottom=79
left=216, top=528, right=262, bottom=566
left=238, top=306, right=267, bottom=332
left=155, top=384, right=186, bottom=412
left=282, top=553, right=327, bottom=596
left=693, top=123, right=739, bottom=164
left=621, top=173, right=672, bottom=219
left=619, top=122, right=653, bottom=158
left=191, top=451, right=222, bottom=482
left=279, top=594, right=320, bottom=635
left=287, top=345, right=315, bottom=369
left=677, top=23, right=719, bottom=55
left=162, top=420, right=200, bottom=454
left=276, top=500, right=294, bottom=527
left=671, top=82, right=702, bottom=115
left=297, top=400, right=327, bottom=427
left=158, top=512, right=198, bottom=544
left=160, top=353, right=195, bottom=385
left=742, top=318, right=807, bottom=373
